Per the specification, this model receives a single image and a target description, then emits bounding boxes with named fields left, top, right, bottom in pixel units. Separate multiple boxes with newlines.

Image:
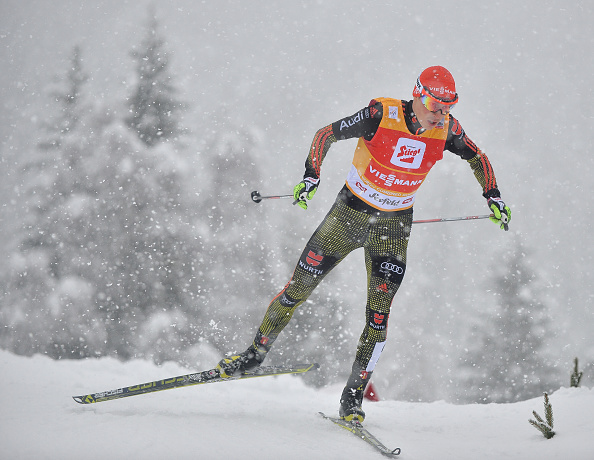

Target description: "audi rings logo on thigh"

left=372, top=257, right=406, bottom=284
left=380, top=261, right=404, bottom=275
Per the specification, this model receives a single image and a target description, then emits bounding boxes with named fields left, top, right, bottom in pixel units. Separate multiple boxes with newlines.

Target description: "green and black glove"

left=293, top=176, right=320, bottom=210
left=487, top=197, right=511, bottom=231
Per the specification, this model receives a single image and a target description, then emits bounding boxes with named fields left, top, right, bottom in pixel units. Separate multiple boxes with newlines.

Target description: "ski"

left=319, top=411, right=400, bottom=457
left=73, top=363, right=319, bottom=404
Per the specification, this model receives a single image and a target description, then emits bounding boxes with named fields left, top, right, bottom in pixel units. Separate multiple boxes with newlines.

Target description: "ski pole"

left=251, top=190, right=294, bottom=203
left=250, top=191, right=494, bottom=224
left=412, top=214, right=493, bottom=224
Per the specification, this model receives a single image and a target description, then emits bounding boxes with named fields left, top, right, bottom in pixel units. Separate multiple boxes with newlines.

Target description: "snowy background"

left=1, top=0, right=593, bottom=412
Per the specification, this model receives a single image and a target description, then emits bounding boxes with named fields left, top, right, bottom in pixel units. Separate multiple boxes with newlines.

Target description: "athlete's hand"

left=293, top=176, right=320, bottom=210
left=488, top=197, right=511, bottom=231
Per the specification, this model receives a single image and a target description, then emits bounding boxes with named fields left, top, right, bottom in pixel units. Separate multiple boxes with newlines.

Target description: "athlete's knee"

left=277, top=289, right=300, bottom=309
left=286, top=243, right=341, bottom=295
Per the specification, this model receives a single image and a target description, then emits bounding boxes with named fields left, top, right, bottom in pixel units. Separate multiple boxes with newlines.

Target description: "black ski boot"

left=339, top=364, right=372, bottom=423
left=217, top=331, right=274, bottom=378
left=216, top=344, right=265, bottom=378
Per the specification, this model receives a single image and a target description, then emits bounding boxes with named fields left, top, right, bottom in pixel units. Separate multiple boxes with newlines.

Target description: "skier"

left=216, top=66, right=511, bottom=422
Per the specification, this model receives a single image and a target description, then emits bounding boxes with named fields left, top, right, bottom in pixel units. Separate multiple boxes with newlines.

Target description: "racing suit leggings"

left=252, top=196, right=412, bottom=375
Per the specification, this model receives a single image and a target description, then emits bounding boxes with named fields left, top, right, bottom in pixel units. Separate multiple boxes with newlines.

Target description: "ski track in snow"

left=1, top=350, right=593, bottom=460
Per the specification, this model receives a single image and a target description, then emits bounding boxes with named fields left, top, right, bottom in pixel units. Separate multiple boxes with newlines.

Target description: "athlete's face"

left=412, top=97, right=447, bottom=130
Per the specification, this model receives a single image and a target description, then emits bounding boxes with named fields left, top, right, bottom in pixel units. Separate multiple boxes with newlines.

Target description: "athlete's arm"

left=304, top=101, right=382, bottom=178
left=445, top=115, right=500, bottom=198
left=331, top=101, right=383, bottom=141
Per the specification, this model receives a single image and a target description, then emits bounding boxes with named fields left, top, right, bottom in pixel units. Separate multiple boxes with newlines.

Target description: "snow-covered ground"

left=1, top=350, right=592, bottom=460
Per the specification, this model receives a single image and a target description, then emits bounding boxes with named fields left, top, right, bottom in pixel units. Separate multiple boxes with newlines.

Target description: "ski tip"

left=72, top=395, right=95, bottom=404
left=318, top=411, right=335, bottom=419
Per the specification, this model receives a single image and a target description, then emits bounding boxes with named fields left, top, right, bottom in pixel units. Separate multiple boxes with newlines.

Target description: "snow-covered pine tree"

left=529, top=392, right=555, bottom=439
left=458, top=241, right=560, bottom=403
left=38, top=45, right=89, bottom=150
left=125, top=10, right=185, bottom=147
left=0, top=36, right=205, bottom=363
left=570, top=357, right=583, bottom=387
left=0, top=45, right=100, bottom=358
left=78, top=121, right=203, bottom=361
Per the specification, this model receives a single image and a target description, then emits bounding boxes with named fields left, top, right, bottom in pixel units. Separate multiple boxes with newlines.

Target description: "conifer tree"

left=39, top=45, right=89, bottom=150
left=459, top=242, right=559, bottom=403
left=0, top=38, right=204, bottom=362
left=570, top=357, right=583, bottom=387
left=125, top=11, right=184, bottom=147
left=0, top=45, right=96, bottom=358
left=529, top=392, right=555, bottom=439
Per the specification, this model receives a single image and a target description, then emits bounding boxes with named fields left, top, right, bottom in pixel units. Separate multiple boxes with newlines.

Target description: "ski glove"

left=488, top=197, right=511, bottom=231
left=293, top=176, right=320, bottom=210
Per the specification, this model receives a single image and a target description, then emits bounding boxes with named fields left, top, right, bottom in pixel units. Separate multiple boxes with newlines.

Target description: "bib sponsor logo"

left=391, top=138, right=426, bottom=169
left=368, top=165, right=424, bottom=189
left=355, top=181, right=368, bottom=193
left=346, top=165, right=418, bottom=211
left=368, top=193, right=414, bottom=208
left=388, top=106, right=399, bottom=119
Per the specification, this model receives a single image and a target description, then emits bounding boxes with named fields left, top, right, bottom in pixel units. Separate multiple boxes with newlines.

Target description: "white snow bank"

left=1, top=350, right=592, bottom=459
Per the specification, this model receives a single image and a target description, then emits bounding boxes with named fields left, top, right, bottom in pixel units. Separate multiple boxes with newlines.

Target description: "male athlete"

left=216, top=66, right=511, bottom=422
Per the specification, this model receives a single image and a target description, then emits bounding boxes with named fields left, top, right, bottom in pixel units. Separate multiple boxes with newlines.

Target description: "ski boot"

left=339, top=365, right=372, bottom=423
left=216, top=344, right=266, bottom=378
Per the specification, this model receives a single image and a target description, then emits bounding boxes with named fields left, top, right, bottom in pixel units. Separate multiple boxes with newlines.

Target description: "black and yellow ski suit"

left=251, top=98, right=501, bottom=389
